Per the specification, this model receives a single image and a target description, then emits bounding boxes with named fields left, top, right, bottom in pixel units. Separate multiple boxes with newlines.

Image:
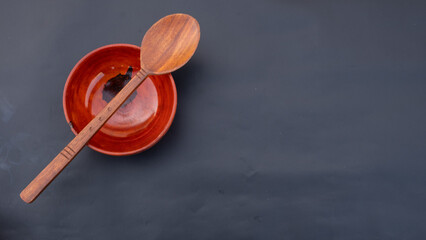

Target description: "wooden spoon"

left=20, top=13, right=200, bottom=203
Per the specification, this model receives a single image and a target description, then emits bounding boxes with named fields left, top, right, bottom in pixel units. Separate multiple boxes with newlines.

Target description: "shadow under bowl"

left=63, top=44, right=177, bottom=156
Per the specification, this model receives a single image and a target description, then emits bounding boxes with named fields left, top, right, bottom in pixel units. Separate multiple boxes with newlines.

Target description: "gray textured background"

left=1, top=0, right=426, bottom=239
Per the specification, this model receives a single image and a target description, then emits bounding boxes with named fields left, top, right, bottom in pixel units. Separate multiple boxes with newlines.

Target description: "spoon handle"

left=20, top=69, right=149, bottom=203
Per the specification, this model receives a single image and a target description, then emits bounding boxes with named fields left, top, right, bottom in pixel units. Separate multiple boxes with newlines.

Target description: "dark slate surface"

left=1, top=0, right=426, bottom=239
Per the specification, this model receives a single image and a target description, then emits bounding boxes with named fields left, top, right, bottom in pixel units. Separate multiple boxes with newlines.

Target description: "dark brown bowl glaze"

left=63, top=44, right=177, bottom=156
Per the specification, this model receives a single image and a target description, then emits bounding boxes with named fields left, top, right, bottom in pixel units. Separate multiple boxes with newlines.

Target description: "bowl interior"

left=63, top=44, right=177, bottom=155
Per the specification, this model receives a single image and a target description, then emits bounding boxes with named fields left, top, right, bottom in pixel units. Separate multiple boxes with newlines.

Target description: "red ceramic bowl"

left=63, top=44, right=177, bottom=156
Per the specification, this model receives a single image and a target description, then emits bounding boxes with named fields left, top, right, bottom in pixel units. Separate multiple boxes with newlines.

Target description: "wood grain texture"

left=140, top=13, right=200, bottom=74
left=20, top=13, right=200, bottom=203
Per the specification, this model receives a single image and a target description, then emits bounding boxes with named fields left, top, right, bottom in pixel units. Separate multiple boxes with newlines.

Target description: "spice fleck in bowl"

left=63, top=44, right=177, bottom=156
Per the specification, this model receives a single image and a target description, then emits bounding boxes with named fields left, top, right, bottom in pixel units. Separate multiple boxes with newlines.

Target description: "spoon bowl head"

left=140, top=13, right=200, bottom=75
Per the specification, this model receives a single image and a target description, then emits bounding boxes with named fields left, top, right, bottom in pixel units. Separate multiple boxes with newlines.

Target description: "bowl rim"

left=63, top=43, right=177, bottom=156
